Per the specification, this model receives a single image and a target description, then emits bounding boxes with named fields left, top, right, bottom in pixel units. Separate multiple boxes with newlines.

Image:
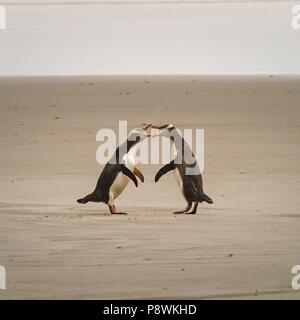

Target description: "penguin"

left=153, top=124, right=213, bottom=214
left=77, top=124, right=152, bottom=214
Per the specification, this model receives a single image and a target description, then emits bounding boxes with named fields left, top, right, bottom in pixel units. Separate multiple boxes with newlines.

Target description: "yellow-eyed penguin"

left=153, top=124, right=213, bottom=214
left=77, top=124, right=152, bottom=214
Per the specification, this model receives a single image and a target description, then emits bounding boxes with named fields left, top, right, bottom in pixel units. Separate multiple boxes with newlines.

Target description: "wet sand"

left=0, top=75, right=300, bottom=299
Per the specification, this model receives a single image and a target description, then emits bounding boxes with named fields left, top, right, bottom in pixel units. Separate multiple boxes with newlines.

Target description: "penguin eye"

left=136, top=136, right=141, bottom=142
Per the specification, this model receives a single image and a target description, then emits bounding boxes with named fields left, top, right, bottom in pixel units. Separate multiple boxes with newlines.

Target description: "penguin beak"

left=150, top=124, right=171, bottom=138
left=151, top=124, right=169, bottom=130
left=161, top=124, right=172, bottom=130
left=142, top=123, right=153, bottom=137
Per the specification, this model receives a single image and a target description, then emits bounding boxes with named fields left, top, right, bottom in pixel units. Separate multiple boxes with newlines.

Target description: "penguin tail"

left=77, top=197, right=89, bottom=204
left=77, top=192, right=102, bottom=204
left=201, top=194, right=213, bottom=204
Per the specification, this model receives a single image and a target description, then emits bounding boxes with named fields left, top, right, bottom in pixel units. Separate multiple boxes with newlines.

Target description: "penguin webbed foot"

left=185, top=202, right=199, bottom=215
left=173, top=203, right=192, bottom=214
left=108, top=205, right=128, bottom=215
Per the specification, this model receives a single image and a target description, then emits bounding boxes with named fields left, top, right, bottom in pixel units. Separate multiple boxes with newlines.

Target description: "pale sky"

left=0, top=2, right=299, bottom=75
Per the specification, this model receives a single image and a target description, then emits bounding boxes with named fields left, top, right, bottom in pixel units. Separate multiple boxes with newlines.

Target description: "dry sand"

left=0, top=75, right=300, bottom=299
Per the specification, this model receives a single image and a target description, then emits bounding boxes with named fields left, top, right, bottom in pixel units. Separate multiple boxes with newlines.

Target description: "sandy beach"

left=0, top=75, right=299, bottom=299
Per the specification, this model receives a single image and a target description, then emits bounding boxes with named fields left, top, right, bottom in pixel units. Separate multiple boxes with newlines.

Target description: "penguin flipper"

left=133, top=167, right=144, bottom=183
left=121, top=164, right=138, bottom=187
left=155, top=160, right=175, bottom=182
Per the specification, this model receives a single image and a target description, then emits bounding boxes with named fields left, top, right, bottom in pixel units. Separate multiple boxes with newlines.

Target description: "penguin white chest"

left=108, top=157, right=135, bottom=204
left=109, top=172, right=130, bottom=203
left=108, top=144, right=138, bottom=205
left=174, top=168, right=184, bottom=193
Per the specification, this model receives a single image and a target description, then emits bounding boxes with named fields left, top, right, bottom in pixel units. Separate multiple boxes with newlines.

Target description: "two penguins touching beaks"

left=77, top=123, right=213, bottom=215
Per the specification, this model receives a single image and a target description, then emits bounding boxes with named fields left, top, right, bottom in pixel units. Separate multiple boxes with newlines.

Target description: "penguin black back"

left=154, top=124, right=213, bottom=214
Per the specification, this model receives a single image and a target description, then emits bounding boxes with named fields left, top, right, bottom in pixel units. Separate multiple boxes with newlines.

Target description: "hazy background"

left=0, top=1, right=299, bottom=75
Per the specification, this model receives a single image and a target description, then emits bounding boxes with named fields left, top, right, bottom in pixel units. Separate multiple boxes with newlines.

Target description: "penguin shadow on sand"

left=77, top=123, right=213, bottom=215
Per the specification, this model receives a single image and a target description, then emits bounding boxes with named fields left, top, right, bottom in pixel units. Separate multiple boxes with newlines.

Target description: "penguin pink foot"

left=173, top=203, right=192, bottom=214
left=108, top=205, right=128, bottom=215
left=185, top=203, right=199, bottom=215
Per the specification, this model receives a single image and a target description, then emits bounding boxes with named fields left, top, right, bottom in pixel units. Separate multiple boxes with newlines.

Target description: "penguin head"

left=128, top=124, right=152, bottom=145
left=152, top=123, right=177, bottom=139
